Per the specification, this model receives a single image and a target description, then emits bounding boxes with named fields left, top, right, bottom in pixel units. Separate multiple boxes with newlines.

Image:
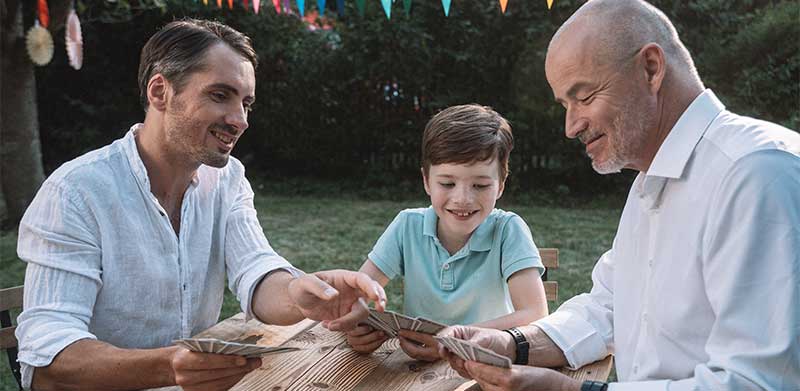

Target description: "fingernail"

left=237, top=357, right=247, bottom=366
left=324, top=288, right=337, bottom=298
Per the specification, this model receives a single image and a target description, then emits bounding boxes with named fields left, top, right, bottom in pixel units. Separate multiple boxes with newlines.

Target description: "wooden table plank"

left=352, top=348, right=470, bottom=391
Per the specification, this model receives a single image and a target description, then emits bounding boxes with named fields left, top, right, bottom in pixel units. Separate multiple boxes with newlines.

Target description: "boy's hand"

left=346, top=324, right=389, bottom=353
left=398, top=330, right=440, bottom=362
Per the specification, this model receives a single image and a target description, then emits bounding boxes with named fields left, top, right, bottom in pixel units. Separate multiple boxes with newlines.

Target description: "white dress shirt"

left=534, top=90, right=800, bottom=390
left=16, top=125, right=298, bottom=389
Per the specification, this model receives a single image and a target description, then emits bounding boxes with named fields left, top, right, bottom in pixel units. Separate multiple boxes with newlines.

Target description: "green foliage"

left=34, top=0, right=797, bottom=194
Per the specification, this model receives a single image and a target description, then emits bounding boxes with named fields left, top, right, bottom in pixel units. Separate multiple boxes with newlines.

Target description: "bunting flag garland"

left=272, top=0, right=280, bottom=13
left=65, top=7, right=83, bottom=70
left=403, top=0, right=411, bottom=16
left=499, top=0, right=507, bottom=13
left=244, top=0, right=249, bottom=10
left=336, top=0, right=345, bottom=16
left=254, top=0, right=261, bottom=12
left=202, top=0, right=208, bottom=5
left=26, top=22, right=54, bottom=66
left=228, top=0, right=233, bottom=9
left=546, top=0, right=553, bottom=9
left=355, top=0, right=365, bottom=16
left=38, top=0, right=50, bottom=27
left=317, top=0, right=325, bottom=16
left=216, top=0, right=222, bottom=7
left=441, top=0, right=451, bottom=16
left=381, top=0, right=391, bottom=19
left=297, top=0, right=305, bottom=17
left=283, top=0, right=290, bottom=13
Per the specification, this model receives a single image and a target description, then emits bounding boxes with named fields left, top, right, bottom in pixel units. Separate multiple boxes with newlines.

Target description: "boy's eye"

left=439, top=183, right=455, bottom=188
left=474, top=184, right=491, bottom=189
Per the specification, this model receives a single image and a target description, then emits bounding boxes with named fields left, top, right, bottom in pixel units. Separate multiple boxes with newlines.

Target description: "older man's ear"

left=638, top=43, right=666, bottom=94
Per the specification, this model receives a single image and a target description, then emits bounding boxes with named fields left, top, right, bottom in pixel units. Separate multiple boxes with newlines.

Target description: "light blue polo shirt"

left=368, top=207, right=544, bottom=325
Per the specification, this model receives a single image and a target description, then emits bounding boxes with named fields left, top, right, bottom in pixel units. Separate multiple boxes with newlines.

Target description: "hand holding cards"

left=435, top=336, right=512, bottom=368
left=364, top=308, right=447, bottom=337
left=173, top=338, right=300, bottom=358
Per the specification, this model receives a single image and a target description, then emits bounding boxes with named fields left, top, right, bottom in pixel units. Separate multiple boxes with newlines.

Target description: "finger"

left=301, top=274, right=340, bottom=302
left=398, top=330, right=436, bottom=346
left=351, top=336, right=387, bottom=353
left=348, top=329, right=386, bottom=346
left=346, top=324, right=376, bottom=337
left=172, top=350, right=251, bottom=371
left=328, top=300, right=373, bottom=331
left=399, top=337, right=439, bottom=362
left=330, top=271, right=386, bottom=311
left=465, top=361, right=508, bottom=387
left=175, top=358, right=261, bottom=385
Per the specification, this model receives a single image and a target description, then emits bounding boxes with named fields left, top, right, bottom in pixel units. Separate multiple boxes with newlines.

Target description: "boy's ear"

left=421, top=167, right=432, bottom=196
left=147, top=74, right=169, bottom=112
left=496, top=178, right=506, bottom=200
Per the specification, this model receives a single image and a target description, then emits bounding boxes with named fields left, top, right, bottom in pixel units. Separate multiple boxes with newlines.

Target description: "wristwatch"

left=581, top=381, right=609, bottom=391
left=502, top=327, right=529, bottom=365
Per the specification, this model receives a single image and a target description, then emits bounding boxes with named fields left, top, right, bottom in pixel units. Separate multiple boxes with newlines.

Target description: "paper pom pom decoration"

left=26, top=22, right=54, bottom=66
left=65, top=9, right=83, bottom=70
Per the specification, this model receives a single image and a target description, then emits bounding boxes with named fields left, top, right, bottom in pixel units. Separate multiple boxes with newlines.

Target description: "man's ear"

left=147, top=74, right=169, bottom=112
left=640, top=43, right=666, bottom=94
left=421, top=167, right=432, bottom=196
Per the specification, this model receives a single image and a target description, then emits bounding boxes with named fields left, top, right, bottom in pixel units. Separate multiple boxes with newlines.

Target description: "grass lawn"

left=0, top=192, right=622, bottom=389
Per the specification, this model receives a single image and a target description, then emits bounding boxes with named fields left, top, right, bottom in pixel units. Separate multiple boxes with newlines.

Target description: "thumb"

left=292, top=275, right=339, bottom=306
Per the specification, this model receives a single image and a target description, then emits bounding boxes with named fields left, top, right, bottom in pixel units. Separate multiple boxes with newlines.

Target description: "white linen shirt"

left=534, top=90, right=800, bottom=390
left=16, top=125, right=297, bottom=389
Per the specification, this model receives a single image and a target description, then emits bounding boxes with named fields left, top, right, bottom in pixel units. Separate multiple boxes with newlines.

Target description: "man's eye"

left=211, top=92, right=227, bottom=101
left=579, top=93, right=595, bottom=104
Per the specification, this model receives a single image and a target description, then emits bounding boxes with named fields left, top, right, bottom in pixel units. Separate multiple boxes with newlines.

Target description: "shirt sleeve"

left=15, top=181, right=103, bottom=389
left=224, top=171, right=300, bottom=321
left=367, top=211, right=406, bottom=279
left=499, top=215, right=544, bottom=280
left=533, top=247, right=616, bottom=369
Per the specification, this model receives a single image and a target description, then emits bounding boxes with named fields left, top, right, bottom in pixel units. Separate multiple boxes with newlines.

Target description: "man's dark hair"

left=137, top=18, right=258, bottom=110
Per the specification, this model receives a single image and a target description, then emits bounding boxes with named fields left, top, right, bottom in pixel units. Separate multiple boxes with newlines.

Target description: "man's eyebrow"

left=206, top=83, right=255, bottom=103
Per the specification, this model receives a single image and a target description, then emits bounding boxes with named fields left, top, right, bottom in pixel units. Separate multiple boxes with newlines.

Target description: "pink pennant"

left=254, top=0, right=261, bottom=13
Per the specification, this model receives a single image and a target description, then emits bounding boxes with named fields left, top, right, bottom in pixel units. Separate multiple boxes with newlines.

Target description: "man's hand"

left=398, top=330, right=441, bottom=361
left=463, top=361, right=582, bottom=391
left=438, top=325, right=515, bottom=378
left=346, top=324, right=389, bottom=353
left=170, top=346, right=262, bottom=390
left=288, top=269, right=386, bottom=331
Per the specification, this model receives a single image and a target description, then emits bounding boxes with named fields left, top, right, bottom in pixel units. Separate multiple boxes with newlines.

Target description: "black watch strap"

left=503, top=327, right=529, bottom=365
left=581, top=380, right=609, bottom=391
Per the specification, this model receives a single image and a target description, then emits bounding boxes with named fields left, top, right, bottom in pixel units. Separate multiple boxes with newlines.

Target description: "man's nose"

left=565, top=108, right=588, bottom=140
left=225, top=105, right=249, bottom=133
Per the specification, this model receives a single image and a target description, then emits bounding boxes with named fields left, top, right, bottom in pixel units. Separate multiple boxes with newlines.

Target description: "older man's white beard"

left=591, top=112, right=647, bottom=175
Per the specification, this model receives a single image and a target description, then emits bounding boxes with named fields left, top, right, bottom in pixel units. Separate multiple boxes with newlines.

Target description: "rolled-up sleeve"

left=16, top=181, right=103, bottom=389
left=224, top=173, right=299, bottom=321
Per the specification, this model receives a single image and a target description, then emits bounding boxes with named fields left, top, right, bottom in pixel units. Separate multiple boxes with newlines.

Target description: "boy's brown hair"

left=421, top=104, right=514, bottom=179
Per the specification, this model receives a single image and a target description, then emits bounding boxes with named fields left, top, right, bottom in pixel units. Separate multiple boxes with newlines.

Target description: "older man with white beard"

left=438, top=1, right=800, bottom=390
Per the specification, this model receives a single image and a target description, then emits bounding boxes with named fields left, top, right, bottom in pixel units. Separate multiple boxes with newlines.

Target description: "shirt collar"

left=423, top=207, right=494, bottom=252
left=646, top=89, right=725, bottom=179
left=122, top=123, right=200, bottom=192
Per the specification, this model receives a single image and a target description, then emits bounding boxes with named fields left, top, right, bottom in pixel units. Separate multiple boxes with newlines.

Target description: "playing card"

left=434, top=336, right=512, bottom=368
left=173, top=338, right=300, bottom=358
left=415, top=317, right=447, bottom=334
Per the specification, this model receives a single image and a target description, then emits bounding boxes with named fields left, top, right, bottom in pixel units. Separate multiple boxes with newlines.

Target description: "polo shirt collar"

left=423, top=207, right=494, bottom=253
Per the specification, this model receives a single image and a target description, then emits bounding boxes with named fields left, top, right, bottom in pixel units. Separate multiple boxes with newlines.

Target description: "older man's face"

left=544, top=28, right=653, bottom=174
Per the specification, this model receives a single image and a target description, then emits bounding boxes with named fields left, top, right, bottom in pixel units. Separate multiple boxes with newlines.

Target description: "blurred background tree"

left=2, top=0, right=797, bottom=225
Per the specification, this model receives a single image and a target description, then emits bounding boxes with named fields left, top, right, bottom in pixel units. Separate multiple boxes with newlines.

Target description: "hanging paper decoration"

left=441, top=0, right=451, bottom=16
left=381, top=0, right=391, bottom=19
left=403, top=0, right=412, bottom=16
left=546, top=0, right=553, bottom=9
left=297, top=0, right=305, bottom=16
left=355, top=0, right=365, bottom=16
left=65, top=8, right=83, bottom=70
left=244, top=0, right=249, bottom=10
left=38, top=0, right=49, bottom=28
left=227, top=0, right=233, bottom=9
left=336, top=0, right=344, bottom=16
left=26, top=22, right=54, bottom=66
left=272, top=0, right=280, bottom=13
left=317, top=0, right=325, bottom=16
left=499, top=0, right=508, bottom=13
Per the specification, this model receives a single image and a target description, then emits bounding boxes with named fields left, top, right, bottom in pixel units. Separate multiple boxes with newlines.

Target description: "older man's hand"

left=437, top=325, right=516, bottom=377
left=464, top=361, right=583, bottom=391
left=288, top=269, right=386, bottom=331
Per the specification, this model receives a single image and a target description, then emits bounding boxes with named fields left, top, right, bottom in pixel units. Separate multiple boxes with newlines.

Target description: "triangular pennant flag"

left=228, top=0, right=233, bottom=9
left=244, top=0, right=249, bottom=10
left=297, top=0, right=305, bottom=16
left=203, top=0, right=208, bottom=5
left=441, top=0, right=451, bottom=16
left=283, top=0, right=290, bottom=13
left=403, top=0, right=411, bottom=16
left=216, top=0, right=222, bottom=7
left=273, top=0, right=280, bottom=13
left=381, top=0, right=391, bottom=19
left=336, top=0, right=344, bottom=16
left=254, top=0, right=261, bottom=13
left=317, top=0, right=325, bottom=16
left=499, top=0, right=507, bottom=13
left=546, top=0, right=553, bottom=9
left=38, top=0, right=50, bottom=28
left=355, top=0, right=365, bottom=16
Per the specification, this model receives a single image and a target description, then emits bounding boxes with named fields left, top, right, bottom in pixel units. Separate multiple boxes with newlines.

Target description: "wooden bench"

left=1, top=285, right=23, bottom=390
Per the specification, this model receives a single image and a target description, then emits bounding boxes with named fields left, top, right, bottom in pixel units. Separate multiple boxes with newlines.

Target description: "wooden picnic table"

left=170, top=312, right=613, bottom=391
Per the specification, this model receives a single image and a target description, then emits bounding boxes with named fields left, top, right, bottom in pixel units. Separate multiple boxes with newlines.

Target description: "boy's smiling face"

left=423, top=160, right=505, bottom=248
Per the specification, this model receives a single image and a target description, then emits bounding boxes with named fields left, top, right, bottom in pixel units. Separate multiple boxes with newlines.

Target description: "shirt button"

left=642, top=313, right=648, bottom=322
left=633, top=365, right=639, bottom=374
left=443, top=263, right=450, bottom=270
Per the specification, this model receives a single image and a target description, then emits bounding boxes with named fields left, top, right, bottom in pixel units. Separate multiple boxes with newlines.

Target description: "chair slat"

left=540, top=248, right=558, bottom=270
left=0, top=326, right=17, bottom=350
left=544, top=281, right=558, bottom=302
left=0, top=286, right=23, bottom=311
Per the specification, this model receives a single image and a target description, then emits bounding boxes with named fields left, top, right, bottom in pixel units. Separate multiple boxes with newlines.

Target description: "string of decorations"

left=24, top=0, right=553, bottom=67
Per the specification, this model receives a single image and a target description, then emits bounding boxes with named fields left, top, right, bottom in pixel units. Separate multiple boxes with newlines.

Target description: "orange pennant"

left=499, top=0, right=507, bottom=13
left=228, top=0, right=233, bottom=8
left=217, top=0, right=222, bottom=7
left=38, top=0, right=50, bottom=28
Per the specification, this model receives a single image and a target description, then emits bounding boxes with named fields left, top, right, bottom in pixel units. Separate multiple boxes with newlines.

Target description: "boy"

left=347, top=104, right=548, bottom=361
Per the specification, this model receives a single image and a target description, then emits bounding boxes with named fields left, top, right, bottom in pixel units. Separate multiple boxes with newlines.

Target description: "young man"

left=16, top=19, right=385, bottom=390
left=440, top=1, right=800, bottom=390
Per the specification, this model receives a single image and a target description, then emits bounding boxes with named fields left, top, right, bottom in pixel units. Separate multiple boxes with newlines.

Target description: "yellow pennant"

left=203, top=0, right=208, bottom=4
left=546, top=0, right=553, bottom=9
left=499, top=0, right=507, bottom=13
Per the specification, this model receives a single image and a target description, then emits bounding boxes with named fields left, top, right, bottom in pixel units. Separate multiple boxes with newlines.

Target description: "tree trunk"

left=1, top=0, right=46, bottom=225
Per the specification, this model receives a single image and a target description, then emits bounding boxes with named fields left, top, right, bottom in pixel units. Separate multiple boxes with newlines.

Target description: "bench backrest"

left=1, top=285, right=23, bottom=389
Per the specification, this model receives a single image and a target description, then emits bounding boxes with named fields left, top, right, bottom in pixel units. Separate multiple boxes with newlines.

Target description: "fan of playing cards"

left=173, top=338, right=300, bottom=358
left=434, top=336, right=513, bottom=368
left=364, top=308, right=448, bottom=337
